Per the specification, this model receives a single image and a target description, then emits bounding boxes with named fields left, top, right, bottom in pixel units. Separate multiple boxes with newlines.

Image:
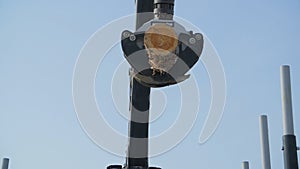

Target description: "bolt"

left=195, top=34, right=202, bottom=41
left=129, top=34, right=136, bottom=41
left=189, top=37, right=196, bottom=44
left=122, top=31, right=131, bottom=38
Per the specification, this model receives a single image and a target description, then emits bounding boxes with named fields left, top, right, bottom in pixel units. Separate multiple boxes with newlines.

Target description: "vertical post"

left=126, top=0, right=154, bottom=168
left=280, top=65, right=299, bottom=169
left=259, top=115, right=272, bottom=169
left=127, top=79, right=151, bottom=167
left=2, top=158, right=9, bottom=169
left=242, top=161, right=249, bottom=169
left=281, top=65, right=295, bottom=135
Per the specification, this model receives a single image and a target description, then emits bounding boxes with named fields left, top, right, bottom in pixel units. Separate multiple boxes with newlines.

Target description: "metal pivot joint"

left=154, top=0, right=175, bottom=20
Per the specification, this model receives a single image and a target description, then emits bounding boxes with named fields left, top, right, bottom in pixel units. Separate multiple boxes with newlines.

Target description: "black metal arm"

left=107, top=0, right=203, bottom=168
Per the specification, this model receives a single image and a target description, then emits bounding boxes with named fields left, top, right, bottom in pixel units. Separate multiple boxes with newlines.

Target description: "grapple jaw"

left=121, top=22, right=204, bottom=88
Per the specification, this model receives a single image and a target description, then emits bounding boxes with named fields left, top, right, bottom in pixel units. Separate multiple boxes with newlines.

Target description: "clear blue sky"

left=1, top=0, right=300, bottom=169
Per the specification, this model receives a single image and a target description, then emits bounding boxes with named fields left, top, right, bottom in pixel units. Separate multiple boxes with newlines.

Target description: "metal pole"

left=2, top=158, right=9, bottom=169
left=126, top=0, right=154, bottom=168
left=259, top=115, right=272, bottom=169
left=281, top=65, right=295, bottom=135
left=242, top=161, right=249, bottom=169
left=280, top=65, right=299, bottom=169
